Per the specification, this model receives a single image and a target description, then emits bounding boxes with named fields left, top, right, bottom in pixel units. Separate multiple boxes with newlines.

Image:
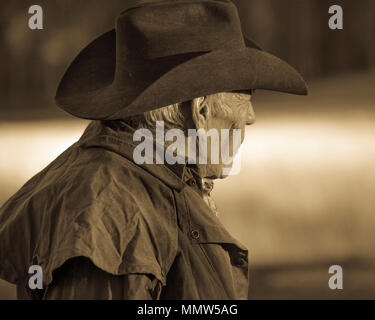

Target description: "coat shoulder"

left=0, top=143, right=178, bottom=287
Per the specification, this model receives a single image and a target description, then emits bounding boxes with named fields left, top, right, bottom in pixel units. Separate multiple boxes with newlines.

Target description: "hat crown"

left=55, top=0, right=307, bottom=120
left=116, top=0, right=245, bottom=60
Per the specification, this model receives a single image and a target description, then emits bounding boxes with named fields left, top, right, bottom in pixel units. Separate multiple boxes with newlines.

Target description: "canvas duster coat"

left=0, top=120, right=249, bottom=299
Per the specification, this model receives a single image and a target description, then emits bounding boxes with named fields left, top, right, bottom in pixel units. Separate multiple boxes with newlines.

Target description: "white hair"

left=122, top=103, right=184, bottom=130
left=122, top=93, right=235, bottom=131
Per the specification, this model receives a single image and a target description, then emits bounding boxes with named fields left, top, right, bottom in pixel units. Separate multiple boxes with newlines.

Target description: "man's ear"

left=191, top=96, right=210, bottom=129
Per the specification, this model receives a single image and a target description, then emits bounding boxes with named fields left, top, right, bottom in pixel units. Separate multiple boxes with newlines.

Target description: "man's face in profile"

left=194, top=91, right=256, bottom=179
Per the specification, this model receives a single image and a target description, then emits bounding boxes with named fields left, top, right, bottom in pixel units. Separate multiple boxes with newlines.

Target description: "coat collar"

left=78, top=120, right=200, bottom=193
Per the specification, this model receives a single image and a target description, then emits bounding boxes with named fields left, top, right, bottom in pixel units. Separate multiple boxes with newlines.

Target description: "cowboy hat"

left=55, top=0, right=308, bottom=120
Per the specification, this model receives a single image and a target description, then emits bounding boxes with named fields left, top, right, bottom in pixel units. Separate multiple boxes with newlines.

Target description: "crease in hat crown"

left=116, top=0, right=245, bottom=60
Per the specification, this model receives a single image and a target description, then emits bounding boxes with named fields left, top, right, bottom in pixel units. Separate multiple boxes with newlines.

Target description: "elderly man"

left=0, top=0, right=307, bottom=299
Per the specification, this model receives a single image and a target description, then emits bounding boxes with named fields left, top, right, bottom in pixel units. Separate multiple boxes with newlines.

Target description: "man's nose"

left=246, top=103, right=256, bottom=125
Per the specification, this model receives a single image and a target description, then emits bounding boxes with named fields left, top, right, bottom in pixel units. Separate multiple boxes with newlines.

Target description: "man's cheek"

left=230, top=128, right=244, bottom=155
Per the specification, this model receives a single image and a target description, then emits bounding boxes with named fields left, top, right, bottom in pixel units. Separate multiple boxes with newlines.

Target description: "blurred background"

left=0, top=0, right=374, bottom=299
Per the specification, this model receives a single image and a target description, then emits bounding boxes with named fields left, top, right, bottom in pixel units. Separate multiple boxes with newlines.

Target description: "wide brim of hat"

left=55, top=30, right=308, bottom=120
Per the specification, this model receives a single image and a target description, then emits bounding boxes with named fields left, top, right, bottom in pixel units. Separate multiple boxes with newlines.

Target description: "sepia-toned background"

left=0, top=0, right=374, bottom=299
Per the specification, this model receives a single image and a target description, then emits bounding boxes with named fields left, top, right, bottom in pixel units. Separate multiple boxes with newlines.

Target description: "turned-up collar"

left=78, top=120, right=205, bottom=193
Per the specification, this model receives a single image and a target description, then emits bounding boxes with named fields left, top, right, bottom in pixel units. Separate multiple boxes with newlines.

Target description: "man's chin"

left=216, top=172, right=230, bottom=180
left=205, top=165, right=232, bottom=180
